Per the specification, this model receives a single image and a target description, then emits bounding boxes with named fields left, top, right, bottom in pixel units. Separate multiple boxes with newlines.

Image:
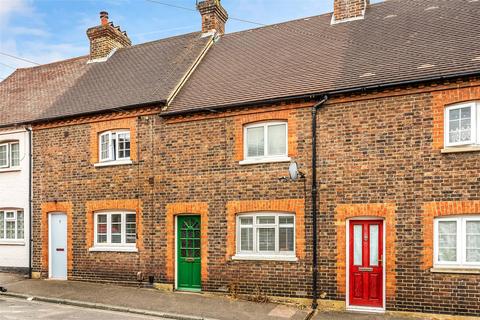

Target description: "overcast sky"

left=0, top=0, right=382, bottom=80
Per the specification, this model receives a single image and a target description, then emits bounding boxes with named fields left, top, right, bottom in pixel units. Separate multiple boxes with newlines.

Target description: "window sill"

left=94, top=160, right=133, bottom=168
left=0, top=240, right=25, bottom=246
left=441, top=146, right=480, bottom=154
left=89, top=246, right=138, bottom=253
left=430, top=267, right=480, bottom=274
left=0, top=167, right=21, bottom=173
left=232, top=255, right=298, bottom=262
left=239, top=157, right=291, bottom=166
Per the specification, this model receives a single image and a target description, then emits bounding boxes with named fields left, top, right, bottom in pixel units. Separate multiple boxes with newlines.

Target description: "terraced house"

left=1, top=0, right=480, bottom=317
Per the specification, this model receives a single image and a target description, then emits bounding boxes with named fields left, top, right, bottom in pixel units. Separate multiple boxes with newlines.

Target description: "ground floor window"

left=93, top=211, right=136, bottom=249
left=435, top=216, right=480, bottom=268
left=236, top=212, right=295, bottom=258
left=0, top=209, right=24, bottom=240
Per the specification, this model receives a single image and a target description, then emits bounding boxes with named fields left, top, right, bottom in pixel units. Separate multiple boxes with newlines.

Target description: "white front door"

left=49, top=213, right=67, bottom=279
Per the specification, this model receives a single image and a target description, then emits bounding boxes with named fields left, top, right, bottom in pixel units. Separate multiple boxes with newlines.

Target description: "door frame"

left=174, top=215, right=202, bottom=291
left=345, top=217, right=386, bottom=313
left=48, top=212, right=68, bottom=280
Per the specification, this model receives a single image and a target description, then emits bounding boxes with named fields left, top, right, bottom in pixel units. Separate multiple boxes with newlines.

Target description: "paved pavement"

left=0, top=296, right=163, bottom=320
left=313, top=311, right=432, bottom=320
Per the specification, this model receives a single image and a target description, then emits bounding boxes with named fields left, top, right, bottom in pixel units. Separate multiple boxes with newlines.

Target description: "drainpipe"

left=311, top=95, right=328, bottom=310
left=26, top=127, right=33, bottom=279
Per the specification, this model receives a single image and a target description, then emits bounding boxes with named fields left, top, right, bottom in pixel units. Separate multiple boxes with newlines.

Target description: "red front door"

left=349, top=220, right=383, bottom=308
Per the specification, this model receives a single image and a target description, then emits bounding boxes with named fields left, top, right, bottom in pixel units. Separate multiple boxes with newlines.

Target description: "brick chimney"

left=197, top=0, right=228, bottom=36
left=86, top=11, right=132, bottom=61
left=332, top=0, right=369, bottom=24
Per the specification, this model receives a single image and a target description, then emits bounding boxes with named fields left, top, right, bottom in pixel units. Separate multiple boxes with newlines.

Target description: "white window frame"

left=444, top=102, right=479, bottom=147
left=91, top=211, right=137, bottom=252
left=0, top=141, right=20, bottom=169
left=233, top=212, right=296, bottom=261
left=241, top=121, right=290, bottom=164
left=434, top=216, right=480, bottom=268
left=0, top=209, right=24, bottom=241
left=97, top=130, right=131, bottom=165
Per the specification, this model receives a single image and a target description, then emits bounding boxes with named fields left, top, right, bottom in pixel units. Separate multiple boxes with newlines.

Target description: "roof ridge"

left=17, top=55, right=89, bottom=71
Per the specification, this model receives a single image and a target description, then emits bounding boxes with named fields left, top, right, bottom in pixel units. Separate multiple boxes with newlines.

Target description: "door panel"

left=349, top=220, right=383, bottom=308
left=50, top=213, right=67, bottom=279
left=177, top=215, right=201, bottom=291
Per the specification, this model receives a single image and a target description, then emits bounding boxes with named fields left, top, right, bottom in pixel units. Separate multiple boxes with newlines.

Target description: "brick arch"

left=225, top=199, right=305, bottom=260
left=335, top=203, right=396, bottom=299
left=165, top=202, right=209, bottom=282
left=423, top=201, right=480, bottom=270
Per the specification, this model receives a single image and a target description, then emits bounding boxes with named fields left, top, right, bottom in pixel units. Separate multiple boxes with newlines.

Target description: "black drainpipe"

left=311, top=95, right=328, bottom=310
left=26, top=127, right=33, bottom=279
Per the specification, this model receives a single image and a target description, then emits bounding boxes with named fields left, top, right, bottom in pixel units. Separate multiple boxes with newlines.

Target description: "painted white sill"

left=430, top=267, right=480, bottom=274
left=441, top=146, right=480, bottom=154
left=89, top=246, right=138, bottom=253
left=0, top=167, right=21, bottom=173
left=232, top=254, right=298, bottom=262
left=239, top=157, right=291, bottom=166
left=94, top=160, right=133, bottom=168
left=0, top=240, right=25, bottom=246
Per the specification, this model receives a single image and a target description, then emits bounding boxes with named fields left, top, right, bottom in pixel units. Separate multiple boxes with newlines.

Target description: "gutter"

left=160, top=70, right=480, bottom=117
left=310, top=96, right=328, bottom=310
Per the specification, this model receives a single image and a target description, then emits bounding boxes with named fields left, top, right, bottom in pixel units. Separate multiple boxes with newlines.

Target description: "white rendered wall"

left=0, top=128, right=30, bottom=269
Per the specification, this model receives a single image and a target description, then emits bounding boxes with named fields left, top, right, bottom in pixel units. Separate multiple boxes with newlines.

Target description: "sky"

left=0, top=0, right=381, bottom=80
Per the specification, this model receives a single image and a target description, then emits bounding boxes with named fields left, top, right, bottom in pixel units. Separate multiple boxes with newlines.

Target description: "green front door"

left=177, top=215, right=201, bottom=291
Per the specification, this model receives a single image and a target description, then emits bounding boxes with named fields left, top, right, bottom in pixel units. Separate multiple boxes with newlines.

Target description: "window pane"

left=279, top=216, right=294, bottom=225
left=117, top=132, right=131, bottom=159
left=448, top=107, right=472, bottom=144
left=466, top=221, right=480, bottom=263
left=0, top=145, right=7, bottom=167
left=240, top=217, right=253, bottom=225
left=17, top=211, right=24, bottom=239
left=267, top=124, right=287, bottom=156
left=240, top=227, right=253, bottom=251
left=257, top=216, right=275, bottom=224
left=100, top=134, right=110, bottom=160
left=10, top=143, right=19, bottom=167
left=353, top=225, right=362, bottom=266
left=246, top=126, right=264, bottom=157
left=279, top=227, right=294, bottom=252
left=6, top=221, right=15, bottom=239
left=111, top=214, right=122, bottom=244
left=126, top=213, right=136, bottom=244
left=369, top=225, right=379, bottom=266
left=0, top=211, right=4, bottom=239
left=258, top=228, right=275, bottom=251
left=438, top=221, right=457, bottom=262
left=97, top=214, right=107, bottom=243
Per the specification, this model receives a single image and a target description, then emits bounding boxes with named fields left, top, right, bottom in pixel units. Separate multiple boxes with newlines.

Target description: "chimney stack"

left=332, top=0, right=369, bottom=24
left=197, top=0, right=228, bottom=36
left=87, top=11, right=132, bottom=62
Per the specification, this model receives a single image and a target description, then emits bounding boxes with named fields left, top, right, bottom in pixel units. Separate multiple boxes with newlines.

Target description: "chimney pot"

left=100, top=11, right=109, bottom=26
left=332, top=0, right=369, bottom=24
left=197, top=0, right=228, bottom=36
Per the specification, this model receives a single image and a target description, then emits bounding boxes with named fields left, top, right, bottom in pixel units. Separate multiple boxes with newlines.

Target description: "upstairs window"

left=98, top=130, right=131, bottom=163
left=236, top=212, right=295, bottom=258
left=0, top=210, right=24, bottom=241
left=93, top=211, right=136, bottom=249
left=0, top=141, right=20, bottom=169
left=244, top=122, right=288, bottom=161
left=435, top=216, right=480, bottom=268
left=444, top=102, right=479, bottom=147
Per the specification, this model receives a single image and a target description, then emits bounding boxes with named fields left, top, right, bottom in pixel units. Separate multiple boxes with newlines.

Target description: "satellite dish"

left=289, top=161, right=300, bottom=181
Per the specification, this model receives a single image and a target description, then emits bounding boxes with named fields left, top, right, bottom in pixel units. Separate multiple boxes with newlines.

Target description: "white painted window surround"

left=434, top=216, right=480, bottom=268
left=96, top=130, right=131, bottom=167
left=444, top=102, right=480, bottom=149
left=240, top=121, right=290, bottom=165
left=233, top=212, right=296, bottom=261
left=0, top=209, right=24, bottom=242
left=91, top=211, right=137, bottom=252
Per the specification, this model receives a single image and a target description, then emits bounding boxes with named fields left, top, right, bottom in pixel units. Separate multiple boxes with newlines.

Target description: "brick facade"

left=31, top=77, right=480, bottom=316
